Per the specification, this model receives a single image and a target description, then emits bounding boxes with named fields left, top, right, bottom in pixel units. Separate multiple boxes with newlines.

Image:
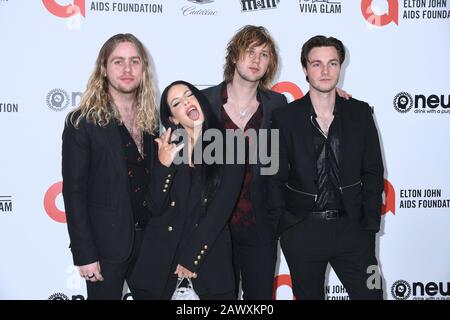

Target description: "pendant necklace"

left=239, top=108, right=249, bottom=119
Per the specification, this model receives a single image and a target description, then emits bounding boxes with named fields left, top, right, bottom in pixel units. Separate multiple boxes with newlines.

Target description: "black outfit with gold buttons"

left=129, top=160, right=244, bottom=300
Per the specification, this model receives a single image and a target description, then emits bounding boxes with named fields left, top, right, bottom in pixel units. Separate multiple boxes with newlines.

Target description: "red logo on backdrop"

left=272, top=81, right=304, bottom=102
left=272, top=274, right=296, bottom=300
left=382, top=179, right=395, bottom=215
left=44, top=181, right=66, bottom=223
left=361, top=0, right=398, bottom=26
left=42, top=0, right=86, bottom=18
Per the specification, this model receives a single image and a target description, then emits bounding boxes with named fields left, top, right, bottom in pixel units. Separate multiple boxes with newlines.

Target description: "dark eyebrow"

left=170, top=89, right=192, bottom=106
left=308, top=58, right=339, bottom=64
left=170, top=95, right=182, bottom=106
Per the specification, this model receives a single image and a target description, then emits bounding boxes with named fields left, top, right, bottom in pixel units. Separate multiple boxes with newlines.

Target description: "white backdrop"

left=1, top=0, right=449, bottom=300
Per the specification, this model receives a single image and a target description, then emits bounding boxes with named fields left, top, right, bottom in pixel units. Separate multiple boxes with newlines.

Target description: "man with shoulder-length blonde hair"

left=62, top=33, right=159, bottom=299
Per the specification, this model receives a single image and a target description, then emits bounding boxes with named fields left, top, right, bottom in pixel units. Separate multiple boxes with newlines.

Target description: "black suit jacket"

left=268, top=93, right=384, bottom=236
left=62, top=114, right=156, bottom=265
left=202, top=82, right=288, bottom=243
left=129, top=161, right=245, bottom=298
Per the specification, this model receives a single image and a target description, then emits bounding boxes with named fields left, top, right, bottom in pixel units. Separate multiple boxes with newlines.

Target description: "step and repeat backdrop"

left=1, top=0, right=449, bottom=300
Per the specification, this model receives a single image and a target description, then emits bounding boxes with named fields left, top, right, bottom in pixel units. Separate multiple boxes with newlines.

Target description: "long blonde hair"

left=69, top=33, right=158, bottom=134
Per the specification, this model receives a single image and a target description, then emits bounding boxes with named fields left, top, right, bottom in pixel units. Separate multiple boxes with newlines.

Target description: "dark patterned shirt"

left=117, top=124, right=152, bottom=224
left=221, top=86, right=263, bottom=227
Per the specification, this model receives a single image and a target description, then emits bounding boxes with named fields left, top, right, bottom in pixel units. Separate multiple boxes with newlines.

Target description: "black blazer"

left=62, top=114, right=156, bottom=265
left=268, top=93, right=384, bottom=236
left=202, top=82, right=288, bottom=243
left=129, top=161, right=245, bottom=298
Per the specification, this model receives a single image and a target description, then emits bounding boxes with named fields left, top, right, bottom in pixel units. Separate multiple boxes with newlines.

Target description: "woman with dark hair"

left=129, top=81, right=244, bottom=299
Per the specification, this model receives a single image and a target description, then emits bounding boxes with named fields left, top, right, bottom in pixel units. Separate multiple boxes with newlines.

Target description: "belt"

left=309, top=210, right=346, bottom=221
left=134, top=220, right=148, bottom=231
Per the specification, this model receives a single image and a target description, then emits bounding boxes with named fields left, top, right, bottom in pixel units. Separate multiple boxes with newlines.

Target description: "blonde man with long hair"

left=62, top=33, right=159, bottom=300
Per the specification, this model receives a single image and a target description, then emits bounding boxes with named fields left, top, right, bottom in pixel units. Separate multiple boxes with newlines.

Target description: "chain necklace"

left=226, top=83, right=258, bottom=121
left=238, top=107, right=250, bottom=119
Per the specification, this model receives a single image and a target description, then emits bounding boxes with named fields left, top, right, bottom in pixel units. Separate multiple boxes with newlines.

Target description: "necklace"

left=239, top=107, right=249, bottom=119
left=225, top=86, right=255, bottom=120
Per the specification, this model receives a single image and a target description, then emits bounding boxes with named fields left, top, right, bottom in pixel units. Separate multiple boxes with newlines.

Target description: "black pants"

left=280, top=216, right=383, bottom=300
left=86, top=229, right=144, bottom=300
left=231, top=226, right=277, bottom=300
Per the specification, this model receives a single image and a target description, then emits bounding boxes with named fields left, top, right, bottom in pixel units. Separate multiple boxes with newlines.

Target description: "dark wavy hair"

left=300, top=35, right=345, bottom=69
left=159, top=80, right=222, bottom=134
left=159, top=80, right=224, bottom=204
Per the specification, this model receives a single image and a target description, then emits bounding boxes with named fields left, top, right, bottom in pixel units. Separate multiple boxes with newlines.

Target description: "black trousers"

left=86, top=229, right=144, bottom=300
left=231, top=226, right=277, bottom=300
left=280, top=216, right=383, bottom=300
